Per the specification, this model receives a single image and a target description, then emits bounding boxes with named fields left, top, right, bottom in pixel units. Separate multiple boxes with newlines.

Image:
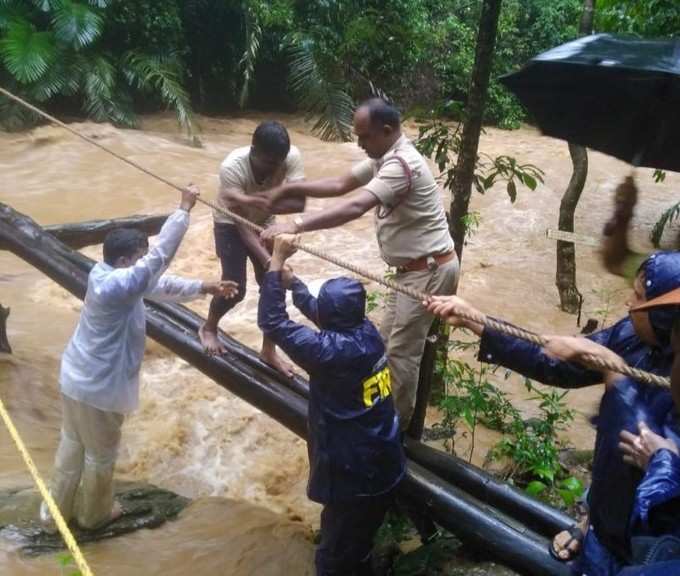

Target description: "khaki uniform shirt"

left=214, top=145, right=305, bottom=225
left=351, top=135, right=454, bottom=266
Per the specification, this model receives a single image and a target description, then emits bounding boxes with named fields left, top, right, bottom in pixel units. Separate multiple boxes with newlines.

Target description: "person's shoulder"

left=286, top=145, right=302, bottom=163
left=221, top=146, right=250, bottom=169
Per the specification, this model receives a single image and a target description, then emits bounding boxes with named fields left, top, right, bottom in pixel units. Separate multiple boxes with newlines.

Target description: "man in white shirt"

left=41, top=185, right=237, bottom=530
left=199, top=121, right=305, bottom=376
left=261, top=99, right=458, bottom=432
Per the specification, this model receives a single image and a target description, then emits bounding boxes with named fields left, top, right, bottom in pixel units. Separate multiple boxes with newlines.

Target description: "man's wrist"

left=293, top=215, right=304, bottom=233
left=269, top=256, right=285, bottom=271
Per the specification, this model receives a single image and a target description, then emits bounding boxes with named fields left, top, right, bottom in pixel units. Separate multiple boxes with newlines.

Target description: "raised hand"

left=201, top=280, right=239, bottom=298
left=181, top=183, right=200, bottom=212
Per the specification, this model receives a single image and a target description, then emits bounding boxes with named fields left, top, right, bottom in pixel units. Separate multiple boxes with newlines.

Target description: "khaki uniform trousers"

left=380, top=257, right=459, bottom=429
left=40, top=394, right=124, bottom=529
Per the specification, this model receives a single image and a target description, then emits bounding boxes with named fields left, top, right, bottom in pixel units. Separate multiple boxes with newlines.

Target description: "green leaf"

left=506, top=179, right=517, bottom=203
left=522, top=173, right=537, bottom=191
left=533, top=464, right=556, bottom=482
left=238, top=4, right=262, bottom=109
left=0, top=20, right=55, bottom=83
left=123, top=51, right=195, bottom=137
left=651, top=200, right=680, bottom=247
left=30, top=0, right=52, bottom=11
left=525, top=480, right=547, bottom=496
left=559, top=476, right=584, bottom=494
left=52, top=0, right=103, bottom=49
left=287, top=38, right=354, bottom=142
left=653, top=169, right=666, bottom=183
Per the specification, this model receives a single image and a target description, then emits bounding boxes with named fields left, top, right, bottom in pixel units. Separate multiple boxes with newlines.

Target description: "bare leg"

left=260, top=336, right=295, bottom=378
left=200, top=223, right=246, bottom=355
left=199, top=305, right=227, bottom=356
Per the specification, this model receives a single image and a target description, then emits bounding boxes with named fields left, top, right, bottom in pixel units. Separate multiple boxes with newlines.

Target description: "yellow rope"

left=0, top=396, right=94, bottom=576
left=0, top=86, right=671, bottom=388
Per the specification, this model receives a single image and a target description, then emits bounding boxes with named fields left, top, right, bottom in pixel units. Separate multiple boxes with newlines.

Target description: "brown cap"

left=631, top=287, right=680, bottom=312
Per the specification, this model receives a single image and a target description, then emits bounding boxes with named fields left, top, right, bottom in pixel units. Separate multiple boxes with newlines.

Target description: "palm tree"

left=0, top=0, right=196, bottom=137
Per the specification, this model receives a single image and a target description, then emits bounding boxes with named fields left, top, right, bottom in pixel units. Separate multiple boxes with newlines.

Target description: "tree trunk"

left=555, top=0, right=594, bottom=314
left=0, top=214, right=168, bottom=251
left=556, top=143, right=588, bottom=313
left=418, top=0, right=503, bottom=437
left=0, top=304, right=11, bottom=354
left=450, top=0, right=503, bottom=262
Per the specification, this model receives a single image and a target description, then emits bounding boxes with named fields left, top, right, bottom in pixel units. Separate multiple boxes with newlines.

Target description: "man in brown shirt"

left=261, top=99, right=458, bottom=431
left=200, top=121, right=304, bottom=376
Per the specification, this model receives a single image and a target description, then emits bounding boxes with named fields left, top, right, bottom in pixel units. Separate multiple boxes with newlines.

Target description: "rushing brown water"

left=1, top=112, right=678, bottom=574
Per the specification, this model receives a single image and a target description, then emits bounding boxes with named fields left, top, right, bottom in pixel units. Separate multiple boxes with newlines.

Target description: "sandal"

left=550, top=524, right=585, bottom=562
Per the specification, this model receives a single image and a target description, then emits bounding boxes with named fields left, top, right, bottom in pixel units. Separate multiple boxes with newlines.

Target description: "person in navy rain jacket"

left=258, top=235, right=405, bottom=576
left=425, top=251, right=680, bottom=576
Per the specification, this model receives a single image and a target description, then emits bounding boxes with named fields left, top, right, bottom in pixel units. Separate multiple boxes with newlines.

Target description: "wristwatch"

left=293, top=215, right=304, bottom=233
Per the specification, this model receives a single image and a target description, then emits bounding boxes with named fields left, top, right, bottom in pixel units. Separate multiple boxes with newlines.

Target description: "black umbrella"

left=500, top=34, right=680, bottom=172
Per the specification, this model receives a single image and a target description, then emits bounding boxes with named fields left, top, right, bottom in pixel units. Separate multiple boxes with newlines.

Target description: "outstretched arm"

left=146, top=277, right=238, bottom=303
left=424, top=294, right=609, bottom=388
left=261, top=189, right=379, bottom=240
left=258, top=236, right=322, bottom=372
left=104, top=185, right=199, bottom=301
left=268, top=172, right=361, bottom=202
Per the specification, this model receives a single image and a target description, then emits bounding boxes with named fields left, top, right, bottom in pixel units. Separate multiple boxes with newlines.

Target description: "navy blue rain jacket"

left=478, top=251, right=680, bottom=575
left=258, top=272, right=405, bottom=504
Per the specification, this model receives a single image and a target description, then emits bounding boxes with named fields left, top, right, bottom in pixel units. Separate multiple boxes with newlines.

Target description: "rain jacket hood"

left=316, top=277, right=366, bottom=330
left=639, top=251, right=680, bottom=346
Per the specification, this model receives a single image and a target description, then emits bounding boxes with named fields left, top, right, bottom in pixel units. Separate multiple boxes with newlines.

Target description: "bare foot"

left=78, top=500, right=124, bottom=531
left=551, top=515, right=587, bottom=561
left=199, top=323, right=226, bottom=356
left=261, top=348, right=296, bottom=378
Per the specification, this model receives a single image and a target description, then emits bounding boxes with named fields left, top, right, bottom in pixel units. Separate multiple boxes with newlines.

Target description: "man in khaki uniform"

left=262, top=99, right=458, bottom=431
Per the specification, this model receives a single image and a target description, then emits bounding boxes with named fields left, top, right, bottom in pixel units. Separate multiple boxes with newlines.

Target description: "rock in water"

left=0, top=482, right=190, bottom=556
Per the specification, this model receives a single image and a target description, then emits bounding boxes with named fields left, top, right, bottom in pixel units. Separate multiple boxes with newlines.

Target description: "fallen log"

left=0, top=201, right=571, bottom=575
left=0, top=214, right=168, bottom=251
left=0, top=304, right=11, bottom=354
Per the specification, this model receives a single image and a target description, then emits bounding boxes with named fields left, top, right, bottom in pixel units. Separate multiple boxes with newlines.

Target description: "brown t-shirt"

left=351, top=135, right=454, bottom=266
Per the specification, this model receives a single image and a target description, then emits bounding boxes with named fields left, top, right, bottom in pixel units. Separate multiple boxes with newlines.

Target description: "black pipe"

left=401, top=462, right=572, bottom=576
left=404, top=438, right=574, bottom=537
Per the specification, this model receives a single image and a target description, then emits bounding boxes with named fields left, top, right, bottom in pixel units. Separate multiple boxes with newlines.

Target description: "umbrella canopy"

left=501, top=34, right=680, bottom=172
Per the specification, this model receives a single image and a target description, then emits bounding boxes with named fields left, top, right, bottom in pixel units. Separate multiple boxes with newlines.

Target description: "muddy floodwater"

left=1, top=112, right=678, bottom=574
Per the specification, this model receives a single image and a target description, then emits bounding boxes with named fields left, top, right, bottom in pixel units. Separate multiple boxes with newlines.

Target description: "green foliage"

left=415, top=113, right=544, bottom=237
left=58, top=552, right=82, bottom=576
left=651, top=200, right=680, bottom=248
left=424, top=0, right=582, bottom=128
left=286, top=37, right=354, bottom=141
left=434, top=335, right=580, bottom=507
left=0, top=0, right=195, bottom=134
left=366, top=290, right=385, bottom=314
left=0, top=20, right=55, bottom=83
left=597, top=0, right=680, bottom=37
left=0, top=0, right=596, bottom=133
left=238, top=2, right=262, bottom=109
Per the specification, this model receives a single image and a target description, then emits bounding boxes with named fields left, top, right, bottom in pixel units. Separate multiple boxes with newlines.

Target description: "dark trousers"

left=209, top=223, right=267, bottom=320
left=315, top=492, right=393, bottom=576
